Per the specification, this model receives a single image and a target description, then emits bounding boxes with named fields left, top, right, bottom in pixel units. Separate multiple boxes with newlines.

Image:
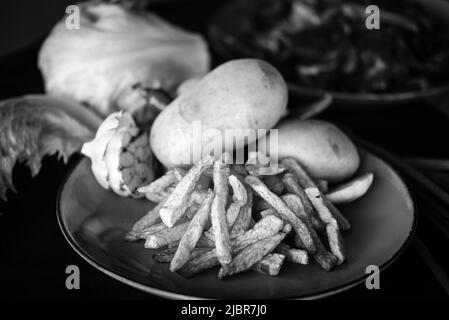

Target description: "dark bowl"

left=208, top=0, right=449, bottom=108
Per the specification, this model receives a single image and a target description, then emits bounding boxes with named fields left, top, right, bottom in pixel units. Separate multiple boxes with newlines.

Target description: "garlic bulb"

left=81, top=111, right=155, bottom=197
left=38, top=2, right=210, bottom=118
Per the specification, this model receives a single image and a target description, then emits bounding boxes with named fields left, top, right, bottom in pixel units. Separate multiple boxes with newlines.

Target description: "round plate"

left=57, top=150, right=416, bottom=299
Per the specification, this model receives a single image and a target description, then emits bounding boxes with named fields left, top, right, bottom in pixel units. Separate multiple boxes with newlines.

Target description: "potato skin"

left=151, top=59, right=288, bottom=168
left=263, top=119, right=359, bottom=182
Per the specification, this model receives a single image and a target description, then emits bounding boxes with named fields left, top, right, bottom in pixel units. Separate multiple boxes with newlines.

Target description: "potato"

left=150, top=59, right=288, bottom=168
left=258, top=119, right=359, bottom=182
left=326, top=172, right=374, bottom=203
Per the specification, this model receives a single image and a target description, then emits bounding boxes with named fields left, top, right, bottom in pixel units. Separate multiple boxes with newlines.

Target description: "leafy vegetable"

left=38, top=1, right=210, bottom=118
left=0, top=95, right=101, bottom=200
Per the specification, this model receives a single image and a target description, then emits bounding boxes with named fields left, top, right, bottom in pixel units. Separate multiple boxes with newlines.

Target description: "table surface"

left=1, top=0, right=449, bottom=300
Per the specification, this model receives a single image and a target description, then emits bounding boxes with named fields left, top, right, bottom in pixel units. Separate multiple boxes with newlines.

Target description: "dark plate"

left=57, top=150, right=416, bottom=299
left=209, top=0, right=449, bottom=108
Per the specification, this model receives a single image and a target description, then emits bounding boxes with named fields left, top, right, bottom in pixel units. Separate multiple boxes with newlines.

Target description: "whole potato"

left=259, top=119, right=359, bottom=182
left=150, top=59, right=288, bottom=168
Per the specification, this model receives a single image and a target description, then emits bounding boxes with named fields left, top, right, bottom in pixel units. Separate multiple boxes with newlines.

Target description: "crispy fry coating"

left=170, top=190, right=214, bottom=271
left=282, top=173, right=324, bottom=230
left=159, top=155, right=214, bottom=227
left=144, top=220, right=190, bottom=249
left=276, top=243, right=308, bottom=265
left=282, top=193, right=339, bottom=270
left=178, top=215, right=284, bottom=277
left=282, top=157, right=350, bottom=230
left=245, top=175, right=315, bottom=253
left=252, top=253, right=285, bottom=276
left=211, top=159, right=232, bottom=265
left=218, top=233, right=286, bottom=279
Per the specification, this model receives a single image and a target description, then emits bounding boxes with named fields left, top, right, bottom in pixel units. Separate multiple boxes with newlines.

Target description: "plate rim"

left=56, top=151, right=418, bottom=300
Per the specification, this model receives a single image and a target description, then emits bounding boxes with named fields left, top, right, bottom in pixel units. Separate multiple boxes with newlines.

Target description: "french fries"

left=229, top=188, right=253, bottom=237
left=144, top=220, right=190, bottom=249
left=305, top=188, right=346, bottom=264
left=282, top=157, right=351, bottom=230
left=126, top=199, right=166, bottom=241
left=282, top=173, right=324, bottom=230
left=218, top=233, right=287, bottom=279
left=159, top=155, right=214, bottom=228
left=170, top=190, right=214, bottom=271
left=326, top=173, right=374, bottom=204
left=179, top=215, right=284, bottom=277
left=153, top=247, right=210, bottom=263
left=127, top=153, right=372, bottom=279
left=252, top=253, right=285, bottom=276
left=276, top=243, right=308, bottom=265
left=203, top=174, right=247, bottom=240
left=245, top=175, right=316, bottom=253
left=138, top=168, right=185, bottom=202
left=210, top=159, right=232, bottom=266
left=281, top=193, right=339, bottom=270
left=126, top=189, right=207, bottom=241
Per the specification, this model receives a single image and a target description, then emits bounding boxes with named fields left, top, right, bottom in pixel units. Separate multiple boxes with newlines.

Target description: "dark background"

left=1, top=0, right=449, bottom=299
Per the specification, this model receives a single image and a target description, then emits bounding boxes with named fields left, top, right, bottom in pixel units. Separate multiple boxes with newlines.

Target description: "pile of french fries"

left=126, top=153, right=373, bottom=279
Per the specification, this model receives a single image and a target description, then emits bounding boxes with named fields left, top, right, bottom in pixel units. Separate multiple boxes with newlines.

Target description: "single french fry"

left=203, top=174, right=247, bottom=240
left=144, top=221, right=190, bottom=249
left=142, top=192, right=166, bottom=203
left=282, top=173, right=324, bottom=230
left=211, top=159, right=232, bottom=266
left=153, top=248, right=176, bottom=263
left=138, top=170, right=177, bottom=194
left=179, top=215, right=284, bottom=277
left=127, top=189, right=208, bottom=241
left=246, top=163, right=286, bottom=177
left=326, top=173, right=374, bottom=203
left=185, top=190, right=209, bottom=219
left=258, top=208, right=293, bottom=234
left=228, top=175, right=248, bottom=207
left=304, top=188, right=346, bottom=264
left=139, top=168, right=185, bottom=202
left=185, top=202, right=200, bottom=219
left=229, top=188, right=253, bottom=237
left=276, top=243, right=308, bottom=265
left=126, top=200, right=166, bottom=241
left=245, top=175, right=316, bottom=253
left=282, top=193, right=339, bottom=270
left=245, top=151, right=285, bottom=176
left=258, top=208, right=276, bottom=219
left=252, top=253, right=285, bottom=276
left=218, top=233, right=287, bottom=279
left=159, top=155, right=214, bottom=227
left=127, top=221, right=172, bottom=241
left=153, top=247, right=210, bottom=263
left=172, top=168, right=186, bottom=181
left=325, top=221, right=346, bottom=264
left=170, top=190, right=214, bottom=271
left=282, top=157, right=351, bottom=230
